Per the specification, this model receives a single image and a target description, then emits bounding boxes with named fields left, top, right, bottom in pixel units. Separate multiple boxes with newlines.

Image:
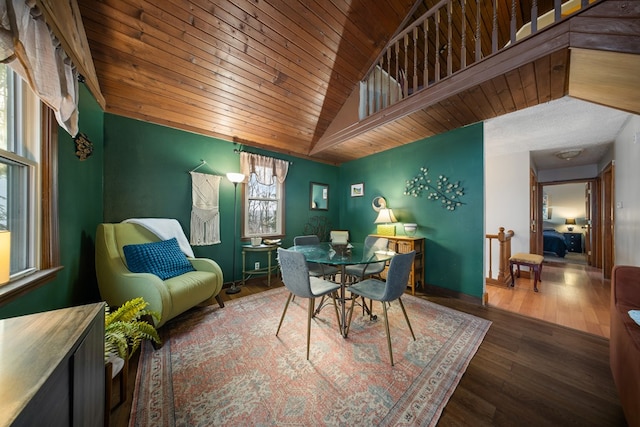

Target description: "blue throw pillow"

left=123, top=238, right=194, bottom=280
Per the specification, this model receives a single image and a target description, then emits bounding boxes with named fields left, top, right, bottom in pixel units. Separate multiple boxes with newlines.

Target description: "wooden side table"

left=369, top=234, right=425, bottom=295
left=242, top=244, right=280, bottom=287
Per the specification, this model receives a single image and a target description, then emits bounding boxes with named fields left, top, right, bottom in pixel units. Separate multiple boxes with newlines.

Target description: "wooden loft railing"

left=359, top=0, right=597, bottom=118
left=486, top=227, right=514, bottom=286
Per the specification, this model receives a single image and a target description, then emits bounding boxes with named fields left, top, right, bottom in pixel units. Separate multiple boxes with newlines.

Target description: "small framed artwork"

left=350, top=183, right=364, bottom=197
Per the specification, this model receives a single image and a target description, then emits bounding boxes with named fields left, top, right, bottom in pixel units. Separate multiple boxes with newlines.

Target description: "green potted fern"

left=104, top=297, right=161, bottom=411
left=104, top=297, right=161, bottom=361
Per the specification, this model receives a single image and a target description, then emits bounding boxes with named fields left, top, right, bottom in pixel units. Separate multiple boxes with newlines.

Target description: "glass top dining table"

left=288, top=242, right=395, bottom=337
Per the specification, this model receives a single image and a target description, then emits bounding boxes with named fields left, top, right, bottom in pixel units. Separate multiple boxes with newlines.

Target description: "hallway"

left=487, top=262, right=610, bottom=338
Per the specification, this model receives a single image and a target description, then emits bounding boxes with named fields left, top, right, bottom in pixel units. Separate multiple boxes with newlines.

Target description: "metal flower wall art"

left=404, top=167, right=465, bottom=211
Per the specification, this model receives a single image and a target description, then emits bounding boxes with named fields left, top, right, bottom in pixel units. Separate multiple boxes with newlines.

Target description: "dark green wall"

left=339, top=124, right=484, bottom=298
left=0, top=84, right=104, bottom=318
left=0, top=93, right=484, bottom=318
left=102, top=114, right=340, bottom=283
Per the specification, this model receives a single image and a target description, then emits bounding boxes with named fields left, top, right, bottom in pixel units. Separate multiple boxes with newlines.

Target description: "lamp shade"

left=565, top=218, right=576, bottom=225
left=0, top=230, right=10, bottom=285
left=226, top=172, right=245, bottom=183
left=374, top=208, right=397, bottom=224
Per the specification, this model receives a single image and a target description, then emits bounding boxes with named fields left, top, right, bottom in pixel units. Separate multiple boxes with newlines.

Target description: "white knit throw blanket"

left=190, top=172, right=221, bottom=245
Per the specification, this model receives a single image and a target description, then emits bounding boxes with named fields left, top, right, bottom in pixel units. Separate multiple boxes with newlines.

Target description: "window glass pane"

left=0, top=63, right=40, bottom=279
left=247, top=172, right=276, bottom=199
left=247, top=199, right=278, bottom=235
left=0, top=159, right=29, bottom=274
left=244, top=169, right=283, bottom=237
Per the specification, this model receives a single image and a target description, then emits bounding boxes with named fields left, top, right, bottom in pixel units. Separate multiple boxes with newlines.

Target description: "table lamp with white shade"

left=374, top=208, right=397, bottom=236
left=0, top=230, right=10, bottom=285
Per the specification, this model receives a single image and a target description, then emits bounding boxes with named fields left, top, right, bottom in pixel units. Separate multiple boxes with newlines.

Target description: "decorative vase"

left=404, top=223, right=418, bottom=236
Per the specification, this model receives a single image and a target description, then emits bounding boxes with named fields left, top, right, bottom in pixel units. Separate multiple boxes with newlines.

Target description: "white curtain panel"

left=0, top=0, right=79, bottom=136
left=240, top=151, right=289, bottom=184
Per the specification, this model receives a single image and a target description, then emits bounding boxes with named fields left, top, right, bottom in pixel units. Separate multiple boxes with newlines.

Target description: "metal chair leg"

left=306, top=297, right=314, bottom=360
left=381, top=302, right=394, bottom=366
left=276, top=292, right=293, bottom=336
left=330, top=292, right=341, bottom=331
left=346, top=295, right=357, bottom=337
left=398, top=297, right=416, bottom=341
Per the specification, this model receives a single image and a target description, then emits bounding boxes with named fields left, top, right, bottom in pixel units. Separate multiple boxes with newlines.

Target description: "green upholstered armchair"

left=96, top=223, right=224, bottom=328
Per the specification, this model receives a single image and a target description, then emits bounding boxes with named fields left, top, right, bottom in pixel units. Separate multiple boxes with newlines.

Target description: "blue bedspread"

left=543, top=230, right=567, bottom=257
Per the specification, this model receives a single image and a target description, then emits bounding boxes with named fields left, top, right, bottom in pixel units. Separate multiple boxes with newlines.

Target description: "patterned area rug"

left=130, top=287, right=491, bottom=426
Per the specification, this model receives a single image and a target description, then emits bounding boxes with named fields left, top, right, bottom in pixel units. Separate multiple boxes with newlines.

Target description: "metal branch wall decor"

left=404, top=167, right=465, bottom=211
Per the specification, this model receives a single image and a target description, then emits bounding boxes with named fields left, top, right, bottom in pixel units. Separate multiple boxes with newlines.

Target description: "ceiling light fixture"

left=555, top=149, right=583, bottom=160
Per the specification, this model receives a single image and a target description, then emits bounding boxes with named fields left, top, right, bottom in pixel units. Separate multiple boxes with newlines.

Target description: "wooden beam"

left=36, top=0, right=104, bottom=107
left=569, top=48, right=640, bottom=115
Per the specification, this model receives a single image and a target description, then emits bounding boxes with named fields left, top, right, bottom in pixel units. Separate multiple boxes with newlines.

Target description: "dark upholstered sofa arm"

left=610, top=265, right=640, bottom=427
left=612, top=265, right=640, bottom=308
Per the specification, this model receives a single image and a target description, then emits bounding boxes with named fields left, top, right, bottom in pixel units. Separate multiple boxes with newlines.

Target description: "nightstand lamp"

left=374, top=208, right=397, bottom=236
left=565, top=218, right=576, bottom=231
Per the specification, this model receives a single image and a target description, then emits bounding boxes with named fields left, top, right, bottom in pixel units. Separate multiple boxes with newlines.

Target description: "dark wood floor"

left=108, top=274, right=626, bottom=427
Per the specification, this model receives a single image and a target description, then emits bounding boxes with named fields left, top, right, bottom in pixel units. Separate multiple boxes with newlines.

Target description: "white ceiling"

left=484, top=96, right=631, bottom=170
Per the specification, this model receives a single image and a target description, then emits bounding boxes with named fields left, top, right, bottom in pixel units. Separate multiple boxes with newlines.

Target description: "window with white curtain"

left=0, top=63, right=42, bottom=280
left=240, top=152, right=288, bottom=238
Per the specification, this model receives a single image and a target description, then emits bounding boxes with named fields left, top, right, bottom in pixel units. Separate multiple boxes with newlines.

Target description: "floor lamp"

left=226, top=172, right=245, bottom=294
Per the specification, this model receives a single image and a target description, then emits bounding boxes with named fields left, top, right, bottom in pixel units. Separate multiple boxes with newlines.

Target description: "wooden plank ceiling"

left=78, top=0, right=567, bottom=165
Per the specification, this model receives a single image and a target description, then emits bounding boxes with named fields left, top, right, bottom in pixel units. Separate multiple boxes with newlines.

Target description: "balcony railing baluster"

left=358, top=0, right=596, bottom=120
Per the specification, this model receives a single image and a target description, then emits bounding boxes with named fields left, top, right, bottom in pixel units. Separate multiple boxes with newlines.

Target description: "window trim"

left=0, top=106, right=61, bottom=306
left=240, top=179, right=286, bottom=240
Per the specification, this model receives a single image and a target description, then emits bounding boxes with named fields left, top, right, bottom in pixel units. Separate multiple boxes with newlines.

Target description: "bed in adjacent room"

left=543, top=229, right=567, bottom=258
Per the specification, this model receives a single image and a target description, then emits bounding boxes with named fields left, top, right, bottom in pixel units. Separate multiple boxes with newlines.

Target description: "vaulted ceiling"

left=76, top=0, right=631, bottom=165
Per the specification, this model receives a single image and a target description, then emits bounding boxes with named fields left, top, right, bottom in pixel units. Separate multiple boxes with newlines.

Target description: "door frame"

left=601, top=161, right=615, bottom=278
left=534, top=178, right=599, bottom=266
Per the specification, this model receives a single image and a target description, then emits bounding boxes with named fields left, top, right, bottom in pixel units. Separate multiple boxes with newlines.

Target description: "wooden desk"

left=242, top=244, right=279, bottom=287
left=369, top=234, right=425, bottom=295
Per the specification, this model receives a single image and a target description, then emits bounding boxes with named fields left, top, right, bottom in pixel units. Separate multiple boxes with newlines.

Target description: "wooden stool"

left=509, top=253, right=544, bottom=292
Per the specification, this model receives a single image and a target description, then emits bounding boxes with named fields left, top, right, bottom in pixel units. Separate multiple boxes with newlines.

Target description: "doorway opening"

left=540, top=181, right=591, bottom=266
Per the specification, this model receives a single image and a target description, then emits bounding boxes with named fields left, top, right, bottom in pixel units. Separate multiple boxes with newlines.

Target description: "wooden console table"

left=0, top=302, right=105, bottom=427
left=369, top=234, right=425, bottom=295
left=242, top=244, right=280, bottom=287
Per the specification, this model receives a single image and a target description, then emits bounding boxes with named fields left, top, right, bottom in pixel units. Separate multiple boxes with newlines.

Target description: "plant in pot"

left=105, top=297, right=161, bottom=361
left=104, top=297, right=161, bottom=413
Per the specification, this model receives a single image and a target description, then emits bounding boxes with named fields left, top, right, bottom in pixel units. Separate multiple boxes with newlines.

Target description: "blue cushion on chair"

left=123, top=238, right=194, bottom=280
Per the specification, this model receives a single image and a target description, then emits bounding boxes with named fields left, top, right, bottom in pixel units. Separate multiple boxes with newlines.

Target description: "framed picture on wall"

left=542, top=194, right=551, bottom=219
left=350, top=183, right=364, bottom=197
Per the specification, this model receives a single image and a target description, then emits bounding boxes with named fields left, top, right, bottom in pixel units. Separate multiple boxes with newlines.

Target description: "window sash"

left=0, top=67, right=60, bottom=306
left=0, top=157, right=34, bottom=275
left=243, top=173, right=284, bottom=238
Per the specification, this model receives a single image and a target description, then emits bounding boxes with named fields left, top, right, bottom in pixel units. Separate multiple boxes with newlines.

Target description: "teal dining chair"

left=276, top=248, right=341, bottom=360
left=344, top=235, right=389, bottom=282
left=345, top=235, right=389, bottom=319
left=293, top=235, right=339, bottom=279
left=346, top=250, right=416, bottom=366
